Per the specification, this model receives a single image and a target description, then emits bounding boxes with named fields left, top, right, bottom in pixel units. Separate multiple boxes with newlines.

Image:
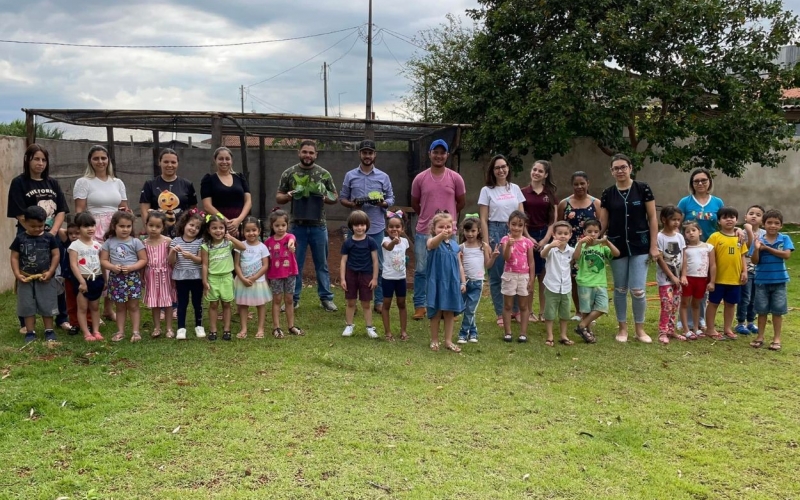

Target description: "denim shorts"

left=754, top=283, right=788, bottom=316
left=708, top=283, right=740, bottom=305
left=577, top=285, right=608, bottom=314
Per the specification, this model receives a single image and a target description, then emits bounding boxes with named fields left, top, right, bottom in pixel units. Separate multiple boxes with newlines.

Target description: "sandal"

left=750, top=340, right=764, bottom=348
left=769, top=342, right=782, bottom=351
left=528, top=313, right=538, bottom=322
left=288, top=326, right=305, bottom=336
left=545, top=339, right=555, bottom=347
left=723, top=331, right=738, bottom=340
left=222, top=331, right=232, bottom=341
left=130, top=332, right=142, bottom=343
left=558, top=338, right=575, bottom=346
left=399, top=332, right=409, bottom=341
left=685, top=332, right=697, bottom=341
left=707, top=332, right=725, bottom=341
left=503, top=334, right=513, bottom=342
left=670, top=333, right=687, bottom=341
left=658, top=333, right=669, bottom=344
left=517, top=335, right=528, bottom=343
left=255, top=331, right=264, bottom=339
left=272, top=328, right=285, bottom=339
left=165, top=330, right=175, bottom=339
left=151, top=328, right=162, bottom=338
left=84, top=333, right=97, bottom=342
left=111, top=332, right=125, bottom=342
left=93, top=332, right=104, bottom=341
left=496, top=316, right=504, bottom=327
left=236, top=331, right=247, bottom=339
left=385, top=333, right=395, bottom=342
left=430, top=341, right=440, bottom=351
left=444, top=343, right=461, bottom=353
left=575, top=325, right=596, bottom=344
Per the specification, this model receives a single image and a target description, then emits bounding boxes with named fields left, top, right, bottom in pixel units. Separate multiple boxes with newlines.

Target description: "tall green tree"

left=0, top=118, right=64, bottom=140
left=403, top=0, right=800, bottom=176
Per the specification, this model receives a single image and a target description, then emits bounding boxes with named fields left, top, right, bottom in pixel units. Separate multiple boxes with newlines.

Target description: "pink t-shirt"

left=411, top=168, right=466, bottom=234
left=265, top=234, right=299, bottom=280
left=500, top=236, right=534, bottom=273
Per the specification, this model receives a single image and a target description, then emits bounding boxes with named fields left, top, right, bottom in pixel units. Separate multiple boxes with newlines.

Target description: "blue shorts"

left=69, top=275, right=106, bottom=302
left=708, top=283, right=741, bottom=305
left=754, top=283, right=788, bottom=316
left=382, top=278, right=407, bottom=299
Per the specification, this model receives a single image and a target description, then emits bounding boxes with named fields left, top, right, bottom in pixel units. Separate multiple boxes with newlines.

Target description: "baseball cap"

left=429, top=139, right=449, bottom=152
left=358, top=140, right=377, bottom=151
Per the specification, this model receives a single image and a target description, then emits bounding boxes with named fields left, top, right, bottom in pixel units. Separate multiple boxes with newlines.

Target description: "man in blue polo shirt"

left=340, top=139, right=395, bottom=313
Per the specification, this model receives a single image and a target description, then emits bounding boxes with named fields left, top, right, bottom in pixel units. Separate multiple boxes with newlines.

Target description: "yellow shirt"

left=707, top=232, right=747, bottom=285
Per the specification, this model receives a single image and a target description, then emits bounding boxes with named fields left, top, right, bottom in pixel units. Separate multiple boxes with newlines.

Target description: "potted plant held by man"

left=291, top=172, right=336, bottom=221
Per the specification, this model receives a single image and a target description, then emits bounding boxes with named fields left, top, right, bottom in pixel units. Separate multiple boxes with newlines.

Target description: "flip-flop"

left=130, top=332, right=142, bottom=343
left=750, top=340, right=764, bottom=348
left=768, top=342, right=782, bottom=351
left=558, top=338, right=575, bottom=346
left=399, top=332, right=409, bottom=341
left=496, top=316, right=504, bottom=327
left=255, top=331, right=264, bottom=339
left=545, top=339, right=554, bottom=347
left=430, top=342, right=439, bottom=352
left=111, top=332, right=125, bottom=342
left=385, top=333, right=395, bottom=342
left=444, top=343, right=462, bottom=353
left=236, top=331, right=247, bottom=339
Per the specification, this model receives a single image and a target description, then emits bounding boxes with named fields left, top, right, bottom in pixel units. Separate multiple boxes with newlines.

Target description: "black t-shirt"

left=6, top=175, right=69, bottom=231
left=600, top=181, right=655, bottom=258
left=341, top=236, right=378, bottom=273
left=9, top=232, right=58, bottom=274
left=200, top=173, right=250, bottom=220
left=139, top=176, right=197, bottom=214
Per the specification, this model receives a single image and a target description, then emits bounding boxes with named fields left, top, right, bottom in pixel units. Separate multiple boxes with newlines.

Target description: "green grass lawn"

left=1, top=230, right=799, bottom=499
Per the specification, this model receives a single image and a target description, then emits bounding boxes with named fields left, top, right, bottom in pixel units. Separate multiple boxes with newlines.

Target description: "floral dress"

left=563, top=195, right=598, bottom=247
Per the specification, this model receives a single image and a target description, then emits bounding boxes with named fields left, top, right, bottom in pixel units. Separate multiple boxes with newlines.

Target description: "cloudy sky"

left=0, top=0, right=480, bottom=139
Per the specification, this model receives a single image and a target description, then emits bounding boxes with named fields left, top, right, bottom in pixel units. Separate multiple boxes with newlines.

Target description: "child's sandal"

left=385, top=333, right=395, bottom=342
left=399, top=332, right=409, bottom=341
left=111, top=332, right=125, bottom=342
left=84, top=333, right=97, bottom=342
left=130, top=332, right=142, bottom=343
left=165, top=330, right=175, bottom=339
left=151, top=328, right=161, bottom=338
left=255, top=331, right=264, bottom=339
left=236, top=331, right=247, bottom=339
left=430, top=341, right=439, bottom=351
left=272, top=328, right=285, bottom=339
left=288, top=326, right=305, bottom=336
left=658, top=333, right=670, bottom=344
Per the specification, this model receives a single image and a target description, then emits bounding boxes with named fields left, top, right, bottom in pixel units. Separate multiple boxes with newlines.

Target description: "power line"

left=380, top=37, right=404, bottom=68
left=379, top=27, right=427, bottom=51
left=247, top=91, right=293, bottom=114
left=0, top=26, right=362, bottom=49
left=328, top=27, right=365, bottom=67
left=246, top=27, right=361, bottom=88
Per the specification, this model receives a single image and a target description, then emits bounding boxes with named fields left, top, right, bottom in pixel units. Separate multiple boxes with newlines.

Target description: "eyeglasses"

left=692, top=179, right=709, bottom=185
left=610, top=166, right=629, bottom=172
left=493, top=165, right=508, bottom=170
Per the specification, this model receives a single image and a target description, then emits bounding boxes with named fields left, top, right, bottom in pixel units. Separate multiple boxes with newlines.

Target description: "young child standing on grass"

left=142, top=211, right=175, bottom=339
left=457, top=215, right=498, bottom=344
left=202, top=214, right=246, bottom=341
left=500, top=210, right=535, bottom=343
left=69, top=212, right=105, bottom=342
left=679, top=221, right=715, bottom=340
left=705, top=206, right=747, bottom=341
left=341, top=210, right=380, bottom=339
left=655, top=205, right=686, bottom=344
left=735, top=204, right=765, bottom=336
left=57, top=219, right=80, bottom=335
left=540, top=221, right=575, bottom=347
left=234, top=216, right=272, bottom=339
left=10, top=206, right=60, bottom=343
left=100, top=211, right=147, bottom=343
left=426, top=211, right=466, bottom=352
left=169, top=210, right=206, bottom=340
left=750, top=209, right=794, bottom=351
left=265, top=209, right=301, bottom=338
left=381, top=211, right=412, bottom=341
left=572, top=219, right=619, bottom=343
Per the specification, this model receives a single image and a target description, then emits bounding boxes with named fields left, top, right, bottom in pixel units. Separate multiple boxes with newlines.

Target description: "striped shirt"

left=169, top=236, right=203, bottom=280
left=754, top=233, right=794, bottom=284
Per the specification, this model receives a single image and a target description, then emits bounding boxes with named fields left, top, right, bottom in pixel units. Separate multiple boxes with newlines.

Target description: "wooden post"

left=259, top=136, right=266, bottom=219
left=152, top=131, right=161, bottom=177
left=211, top=116, right=222, bottom=151
left=25, top=112, right=35, bottom=146
left=106, top=127, right=116, bottom=170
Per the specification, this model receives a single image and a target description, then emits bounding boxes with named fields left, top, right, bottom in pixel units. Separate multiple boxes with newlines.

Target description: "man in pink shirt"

left=410, top=139, right=466, bottom=319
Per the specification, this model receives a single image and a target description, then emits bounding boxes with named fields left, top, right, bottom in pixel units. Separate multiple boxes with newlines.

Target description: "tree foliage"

left=0, top=119, right=64, bottom=140
left=402, top=0, right=800, bottom=176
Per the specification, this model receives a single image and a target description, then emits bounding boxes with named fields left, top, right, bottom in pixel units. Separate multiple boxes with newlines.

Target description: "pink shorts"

left=684, top=276, right=708, bottom=300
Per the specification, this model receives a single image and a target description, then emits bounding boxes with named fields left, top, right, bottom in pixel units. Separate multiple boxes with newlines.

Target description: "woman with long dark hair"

left=521, top=160, right=557, bottom=322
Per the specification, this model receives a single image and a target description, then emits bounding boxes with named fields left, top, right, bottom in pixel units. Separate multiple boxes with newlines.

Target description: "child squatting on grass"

left=381, top=211, right=413, bottom=341
left=340, top=210, right=380, bottom=339
left=10, top=206, right=61, bottom=343
left=750, top=209, right=794, bottom=351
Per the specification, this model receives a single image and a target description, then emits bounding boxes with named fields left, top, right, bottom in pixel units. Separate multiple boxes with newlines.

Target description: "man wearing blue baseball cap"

left=410, top=139, right=466, bottom=320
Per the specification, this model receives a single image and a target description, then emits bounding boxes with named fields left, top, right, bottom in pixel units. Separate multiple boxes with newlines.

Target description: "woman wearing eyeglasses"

left=598, top=154, right=659, bottom=343
left=478, top=155, right=526, bottom=327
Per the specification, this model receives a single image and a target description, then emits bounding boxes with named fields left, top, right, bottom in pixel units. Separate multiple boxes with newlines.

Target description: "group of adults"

left=8, top=138, right=728, bottom=341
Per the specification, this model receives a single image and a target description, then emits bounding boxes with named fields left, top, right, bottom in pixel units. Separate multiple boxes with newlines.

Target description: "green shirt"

left=278, top=163, right=337, bottom=225
left=201, top=240, right=234, bottom=275
left=576, top=244, right=612, bottom=288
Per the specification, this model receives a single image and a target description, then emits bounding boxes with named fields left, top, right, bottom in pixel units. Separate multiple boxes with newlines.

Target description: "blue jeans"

left=610, top=254, right=649, bottom=324
left=736, top=272, right=756, bottom=323
left=292, top=224, right=333, bottom=303
left=413, top=232, right=430, bottom=308
left=459, top=279, right=483, bottom=338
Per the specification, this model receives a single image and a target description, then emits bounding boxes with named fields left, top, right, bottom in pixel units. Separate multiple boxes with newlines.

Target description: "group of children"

left=11, top=207, right=303, bottom=344
left=11, top=202, right=793, bottom=352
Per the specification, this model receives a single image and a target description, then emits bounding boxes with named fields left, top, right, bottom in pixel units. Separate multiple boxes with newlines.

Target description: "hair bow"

left=463, top=213, right=479, bottom=219
left=205, top=213, right=224, bottom=223
left=387, top=210, right=404, bottom=219
left=271, top=206, right=282, bottom=213
left=188, top=207, right=206, bottom=218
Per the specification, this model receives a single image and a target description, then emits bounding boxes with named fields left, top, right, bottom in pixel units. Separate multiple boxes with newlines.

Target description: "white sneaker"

left=176, top=328, right=187, bottom=340
left=570, top=315, right=582, bottom=321
left=342, top=324, right=354, bottom=337
left=366, top=326, right=378, bottom=339
left=195, top=326, right=206, bottom=338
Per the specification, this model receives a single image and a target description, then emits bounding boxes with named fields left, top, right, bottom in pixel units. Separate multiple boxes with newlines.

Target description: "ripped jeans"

left=610, top=254, right=649, bottom=324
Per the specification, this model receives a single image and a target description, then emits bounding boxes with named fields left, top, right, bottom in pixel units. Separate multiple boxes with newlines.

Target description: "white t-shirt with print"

left=656, top=232, right=686, bottom=286
left=478, top=184, right=525, bottom=222
left=684, top=243, right=713, bottom=278
left=68, top=238, right=102, bottom=276
left=235, top=241, right=270, bottom=282
left=381, top=236, right=409, bottom=280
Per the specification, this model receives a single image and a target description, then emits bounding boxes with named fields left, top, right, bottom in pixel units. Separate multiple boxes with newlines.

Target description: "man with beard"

left=276, top=140, right=339, bottom=312
left=339, top=140, right=395, bottom=313
left=411, top=139, right=466, bottom=320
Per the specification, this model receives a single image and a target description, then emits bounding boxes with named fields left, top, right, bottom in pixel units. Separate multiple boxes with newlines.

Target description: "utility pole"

left=240, top=85, right=245, bottom=113
left=365, top=0, right=375, bottom=139
left=323, top=62, right=329, bottom=117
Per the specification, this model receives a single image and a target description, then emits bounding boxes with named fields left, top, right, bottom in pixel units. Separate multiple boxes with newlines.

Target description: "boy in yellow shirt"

left=705, top=207, right=747, bottom=340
